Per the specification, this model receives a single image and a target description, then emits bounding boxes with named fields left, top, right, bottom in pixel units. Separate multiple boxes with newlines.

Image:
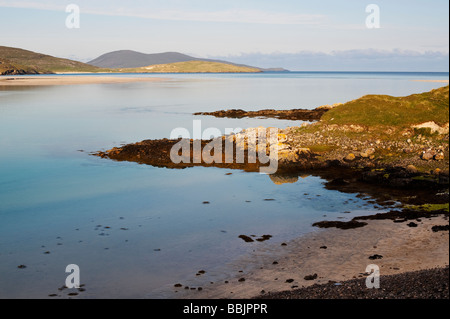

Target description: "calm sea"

left=0, top=72, right=448, bottom=298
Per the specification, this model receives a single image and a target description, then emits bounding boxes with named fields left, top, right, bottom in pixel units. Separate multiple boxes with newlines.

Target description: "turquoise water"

left=0, top=72, right=448, bottom=298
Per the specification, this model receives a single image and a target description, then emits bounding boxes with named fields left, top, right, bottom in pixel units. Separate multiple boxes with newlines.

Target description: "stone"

left=434, top=152, right=445, bottom=161
left=360, top=148, right=375, bottom=158
left=421, top=150, right=435, bottom=161
left=406, top=165, right=418, bottom=174
left=344, top=153, right=356, bottom=162
left=277, top=133, right=288, bottom=143
left=304, top=274, right=318, bottom=281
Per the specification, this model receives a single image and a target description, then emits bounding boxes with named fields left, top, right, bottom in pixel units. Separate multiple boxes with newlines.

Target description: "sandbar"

left=0, top=76, right=166, bottom=86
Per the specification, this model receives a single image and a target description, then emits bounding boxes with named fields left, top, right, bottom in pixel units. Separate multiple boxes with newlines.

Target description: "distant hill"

left=0, top=46, right=107, bottom=74
left=0, top=46, right=286, bottom=75
left=121, top=61, right=261, bottom=73
left=87, top=50, right=277, bottom=71
left=88, top=51, right=200, bottom=68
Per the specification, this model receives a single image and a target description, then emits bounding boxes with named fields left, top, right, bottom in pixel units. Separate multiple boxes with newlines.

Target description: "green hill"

left=0, top=46, right=108, bottom=74
left=120, top=60, right=261, bottom=73
left=321, top=85, right=449, bottom=128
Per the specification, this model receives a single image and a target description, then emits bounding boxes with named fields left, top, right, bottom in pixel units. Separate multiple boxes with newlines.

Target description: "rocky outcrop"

left=194, top=106, right=331, bottom=121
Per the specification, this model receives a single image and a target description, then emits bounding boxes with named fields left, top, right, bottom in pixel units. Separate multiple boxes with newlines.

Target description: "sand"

left=412, top=80, right=449, bottom=83
left=0, top=76, right=166, bottom=86
left=173, top=215, right=449, bottom=299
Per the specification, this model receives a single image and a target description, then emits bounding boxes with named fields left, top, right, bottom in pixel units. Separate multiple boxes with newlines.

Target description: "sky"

left=0, top=0, right=448, bottom=71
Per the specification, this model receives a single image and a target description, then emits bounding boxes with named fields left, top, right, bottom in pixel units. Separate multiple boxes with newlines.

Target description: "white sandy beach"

left=172, top=215, right=449, bottom=299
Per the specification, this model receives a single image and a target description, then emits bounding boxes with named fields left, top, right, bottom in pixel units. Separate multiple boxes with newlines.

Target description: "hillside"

left=0, top=46, right=108, bottom=74
left=88, top=50, right=264, bottom=70
left=0, top=58, right=40, bottom=75
left=88, top=50, right=199, bottom=68
left=321, top=85, right=449, bottom=127
left=120, top=60, right=261, bottom=73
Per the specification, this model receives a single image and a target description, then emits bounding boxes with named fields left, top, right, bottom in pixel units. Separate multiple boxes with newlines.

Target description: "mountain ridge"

left=88, top=50, right=288, bottom=71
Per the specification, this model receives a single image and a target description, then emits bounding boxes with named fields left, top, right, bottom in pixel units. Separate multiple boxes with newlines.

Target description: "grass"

left=321, top=86, right=449, bottom=128
left=119, top=60, right=261, bottom=73
left=406, top=203, right=450, bottom=213
left=0, top=46, right=109, bottom=74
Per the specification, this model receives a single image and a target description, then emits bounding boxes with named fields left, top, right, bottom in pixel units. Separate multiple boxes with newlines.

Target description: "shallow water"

left=0, top=72, right=448, bottom=298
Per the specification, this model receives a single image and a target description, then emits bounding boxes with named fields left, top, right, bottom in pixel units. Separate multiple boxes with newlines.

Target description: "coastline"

left=0, top=75, right=166, bottom=86
left=172, top=214, right=448, bottom=299
left=93, top=86, right=449, bottom=299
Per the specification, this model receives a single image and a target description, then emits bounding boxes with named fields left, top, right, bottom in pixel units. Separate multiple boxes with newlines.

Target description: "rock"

left=406, top=165, right=418, bottom=174
left=278, top=150, right=298, bottom=162
left=360, top=148, right=375, bottom=158
left=304, top=274, right=318, bottom=281
left=344, top=153, right=356, bottom=162
left=403, top=148, right=413, bottom=154
left=432, top=168, right=441, bottom=175
left=277, top=133, right=288, bottom=143
left=432, top=225, right=449, bottom=232
left=368, top=254, right=383, bottom=260
left=238, top=235, right=254, bottom=243
left=421, top=150, right=435, bottom=161
left=412, top=121, right=449, bottom=135
left=434, top=152, right=445, bottom=161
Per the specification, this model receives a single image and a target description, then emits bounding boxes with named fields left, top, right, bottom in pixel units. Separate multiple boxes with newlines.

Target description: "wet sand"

left=173, top=215, right=449, bottom=299
left=0, top=76, right=166, bottom=86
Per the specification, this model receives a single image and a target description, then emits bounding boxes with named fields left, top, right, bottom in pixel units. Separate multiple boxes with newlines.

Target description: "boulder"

left=344, top=153, right=356, bottom=162
left=406, top=165, right=418, bottom=174
left=421, top=149, right=435, bottom=161
left=434, top=152, right=445, bottom=161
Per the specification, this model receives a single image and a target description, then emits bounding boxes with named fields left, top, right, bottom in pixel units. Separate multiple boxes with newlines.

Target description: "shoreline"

left=171, top=214, right=448, bottom=299
left=93, top=85, right=448, bottom=299
left=0, top=76, right=166, bottom=86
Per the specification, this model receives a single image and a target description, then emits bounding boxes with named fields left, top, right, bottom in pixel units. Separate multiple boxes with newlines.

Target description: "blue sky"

left=0, top=0, right=448, bottom=71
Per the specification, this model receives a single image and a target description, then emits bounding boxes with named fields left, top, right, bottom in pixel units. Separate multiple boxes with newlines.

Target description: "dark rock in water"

left=312, top=220, right=368, bottom=230
left=239, top=235, right=254, bottom=243
left=202, top=201, right=210, bottom=204
left=17, top=265, right=26, bottom=269
left=194, top=107, right=330, bottom=121
left=369, top=254, right=383, bottom=260
left=432, top=225, right=449, bottom=232
left=174, top=283, right=183, bottom=288
left=256, top=234, right=273, bottom=242
left=238, top=278, right=246, bottom=282
left=304, top=274, right=318, bottom=281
